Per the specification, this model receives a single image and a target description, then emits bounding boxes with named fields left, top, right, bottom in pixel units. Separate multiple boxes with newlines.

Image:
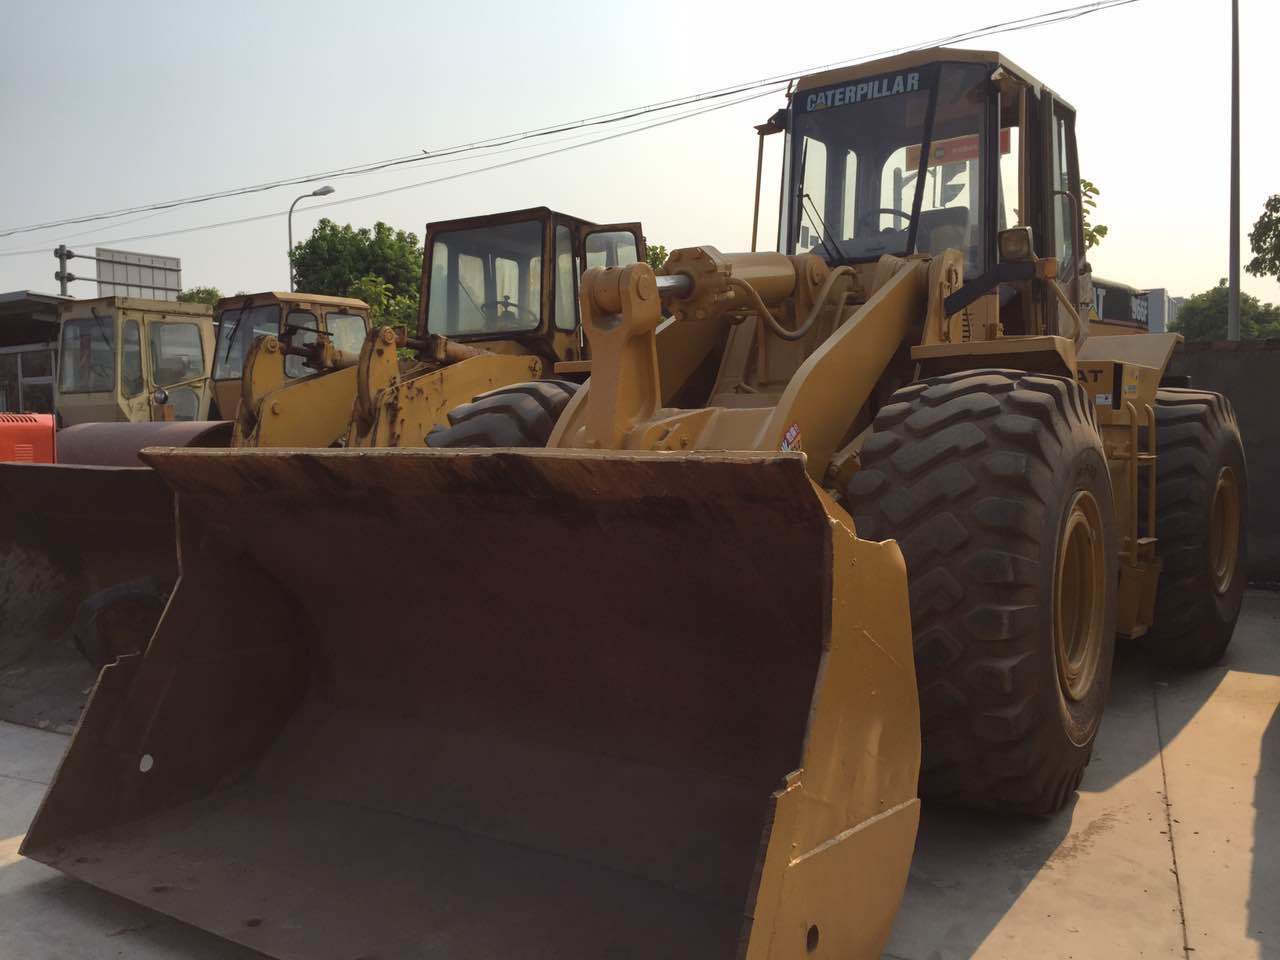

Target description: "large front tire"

left=1144, top=388, right=1247, bottom=667
left=426, top=380, right=579, bottom=448
left=846, top=369, right=1117, bottom=815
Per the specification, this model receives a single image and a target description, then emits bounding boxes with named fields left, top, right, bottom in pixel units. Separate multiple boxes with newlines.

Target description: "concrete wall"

left=1168, top=340, right=1280, bottom=582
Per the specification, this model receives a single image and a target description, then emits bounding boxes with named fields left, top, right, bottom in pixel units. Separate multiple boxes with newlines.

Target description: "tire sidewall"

left=1040, top=439, right=1118, bottom=753
left=1202, top=419, right=1248, bottom=631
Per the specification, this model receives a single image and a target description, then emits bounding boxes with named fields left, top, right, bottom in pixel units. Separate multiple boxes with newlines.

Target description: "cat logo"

left=802, top=72, right=920, bottom=112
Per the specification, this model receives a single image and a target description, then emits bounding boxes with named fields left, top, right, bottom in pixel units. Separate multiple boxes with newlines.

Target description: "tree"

left=178, top=286, right=222, bottom=306
left=1170, top=278, right=1280, bottom=341
left=645, top=243, right=668, bottom=272
left=1081, top=179, right=1108, bottom=251
left=1246, top=194, right=1280, bottom=284
left=291, top=219, right=422, bottom=302
left=348, top=274, right=418, bottom=331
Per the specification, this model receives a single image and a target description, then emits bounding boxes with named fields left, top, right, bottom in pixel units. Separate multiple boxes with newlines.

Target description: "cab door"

left=1046, top=99, right=1088, bottom=342
left=118, top=314, right=150, bottom=422
left=577, top=222, right=645, bottom=272
left=561, top=223, right=645, bottom=360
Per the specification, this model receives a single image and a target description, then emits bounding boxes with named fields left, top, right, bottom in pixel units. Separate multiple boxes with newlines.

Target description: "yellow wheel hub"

left=1209, top=466, right=1241, bottom=595
left=1055, top=490, right=1106, bottom=704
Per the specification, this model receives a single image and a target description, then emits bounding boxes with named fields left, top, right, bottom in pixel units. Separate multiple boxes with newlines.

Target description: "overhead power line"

left=0, top=88, right=779, bottom=258
left=0, top=0, right=1138, bottom=257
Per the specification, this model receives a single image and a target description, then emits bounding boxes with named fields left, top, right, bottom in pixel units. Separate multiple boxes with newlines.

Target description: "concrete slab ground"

left=0, top=592, right=1275, bottom=959
left=886, top=589, right=1280, bottom=960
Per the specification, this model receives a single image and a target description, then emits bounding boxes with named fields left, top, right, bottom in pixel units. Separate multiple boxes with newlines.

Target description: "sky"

left=2, top=0, right=1277, bottom=304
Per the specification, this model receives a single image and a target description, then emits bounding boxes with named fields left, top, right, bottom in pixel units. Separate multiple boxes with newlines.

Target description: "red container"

left=0, top=413, right=56, bottom=463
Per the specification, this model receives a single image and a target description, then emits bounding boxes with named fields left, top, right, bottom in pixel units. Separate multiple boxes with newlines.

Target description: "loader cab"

left=779, top=48, right=1087, bottom=340
left=55, top=296, right=215, bottom=426
left=210, top=292, right=371, bottom=419
left=421, top=207, right=644, bottom=365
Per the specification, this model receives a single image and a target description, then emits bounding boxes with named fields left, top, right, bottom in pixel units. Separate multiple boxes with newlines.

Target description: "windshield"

left=150, top=321, right=206, bottom=386
left=426, top=220, right=543, bottom=337
left=213, top=304, right=280, bottom=379
left=784, top=62, right=993, bottom=278
left=59, top=315, right=115, bottom=393
left=325, top=311, right=367, bottom=355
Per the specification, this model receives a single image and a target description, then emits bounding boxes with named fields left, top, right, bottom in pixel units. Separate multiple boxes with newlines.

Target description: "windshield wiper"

left=88, top=309, right=112, bottom=350
left=801, top=192, right=846, bottom=266
left=222, top=306, right=247, bottom=364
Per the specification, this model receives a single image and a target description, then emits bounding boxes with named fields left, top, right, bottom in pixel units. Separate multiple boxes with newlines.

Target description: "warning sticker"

left=781, top=423, right=803, bottom=452
left=1095, top=393, right=1112, bottom=406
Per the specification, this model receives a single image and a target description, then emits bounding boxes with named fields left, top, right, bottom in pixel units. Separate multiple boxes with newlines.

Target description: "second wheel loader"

left=24, top=47, right=1246, bottom=960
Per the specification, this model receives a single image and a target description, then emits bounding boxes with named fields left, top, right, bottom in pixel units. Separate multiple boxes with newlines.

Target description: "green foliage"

left=1081, top=179, right=1108, bottom=251
left=645, top=243, right=668, bottom=272
left=1246, top=194, right=1280, bottom=283
left=348, top=274, right=417, bottom=330
left=1170, top=278, right=1280, bottom=341
left=292, top=219, right=423, bottom=342
left=291, top=218, right=422, bottom=301
left=177, top=286, right=222, bottom=306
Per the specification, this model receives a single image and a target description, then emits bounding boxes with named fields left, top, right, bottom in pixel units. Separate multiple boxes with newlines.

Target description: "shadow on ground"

left=886, top=590, right=1280, bottom=960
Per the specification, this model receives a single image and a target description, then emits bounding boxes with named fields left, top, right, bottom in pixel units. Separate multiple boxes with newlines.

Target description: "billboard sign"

left=95, top=248, right=181, bottom=301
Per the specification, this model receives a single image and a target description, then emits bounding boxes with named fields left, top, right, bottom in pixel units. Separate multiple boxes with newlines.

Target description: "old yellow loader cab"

left=209, top=291, right=371, bottom=421
left=55, top=297, right=215, bottom=426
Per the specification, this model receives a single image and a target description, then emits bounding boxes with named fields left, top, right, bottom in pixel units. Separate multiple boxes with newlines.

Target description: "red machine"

left=0, top=413, right=56, bottom=463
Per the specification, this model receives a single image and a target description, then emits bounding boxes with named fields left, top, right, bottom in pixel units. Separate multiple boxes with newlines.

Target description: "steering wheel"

left=858, top=207, right=915, bottom=232
left=483, top=297, right=537, bottom=329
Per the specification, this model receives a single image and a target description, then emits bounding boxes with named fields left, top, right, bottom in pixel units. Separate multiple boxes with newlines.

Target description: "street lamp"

left=288, top=185, right=336, bottom=291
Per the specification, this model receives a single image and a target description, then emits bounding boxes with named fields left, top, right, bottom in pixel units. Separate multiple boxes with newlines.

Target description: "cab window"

left=283, top=310, right=318, bottom=379
left=59, top=315, right=115, bottom=393
left=121, top=319, right=143, bottom=397
left=583, top=230, right=640, bottom=270
left=426, top=219, right=544, bottom=337
left=325, top=312, right=367, bottom=355
left=787, top=62, right=992, bottom=278
left=149, top=321, right=205, bottom=387
left=214, top=305, right=280, bottom=379
left=554, top=226, right=576, bottom=332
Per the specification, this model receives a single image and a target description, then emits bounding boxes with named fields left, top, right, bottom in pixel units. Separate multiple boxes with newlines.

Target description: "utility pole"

left=53, top=245, right=77, bottom=295
left=1228, top=0, right=1241, bottom=340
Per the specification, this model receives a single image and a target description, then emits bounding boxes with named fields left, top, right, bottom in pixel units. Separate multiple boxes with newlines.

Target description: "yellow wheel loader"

left=24, top=48, right=1246, bottom=960
left=235, top=207, right=644, bottom=451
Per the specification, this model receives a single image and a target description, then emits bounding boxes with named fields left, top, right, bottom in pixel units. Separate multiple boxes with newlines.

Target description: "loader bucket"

left=23, top=447, right=920, bottom=960
left=0, top=421, right=231, bottom=731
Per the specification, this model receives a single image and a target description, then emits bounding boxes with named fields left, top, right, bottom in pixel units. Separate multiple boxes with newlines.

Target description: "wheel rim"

left=1209, top=466, right=1241, bottom=595
left=1055, top=490, right=1107, bottom=703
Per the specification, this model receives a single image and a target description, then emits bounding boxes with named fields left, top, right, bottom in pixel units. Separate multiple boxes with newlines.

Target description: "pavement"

left=0, top=592, right=1275, bottom=960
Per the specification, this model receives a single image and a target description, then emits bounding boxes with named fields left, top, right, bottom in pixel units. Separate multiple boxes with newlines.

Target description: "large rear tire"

left=1144, top=388, right=1247, bottom=667
left=846, top=369, right=1117, bottom=815
left=426, top=380, right=579, bottom=448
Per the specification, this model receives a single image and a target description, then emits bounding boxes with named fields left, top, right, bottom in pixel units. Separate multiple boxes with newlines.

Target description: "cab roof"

left=214, top=291, right=370, bottom=312
left=59, top=296, right=212, bottom=317
left=793, top=46, right=1052, bottom=100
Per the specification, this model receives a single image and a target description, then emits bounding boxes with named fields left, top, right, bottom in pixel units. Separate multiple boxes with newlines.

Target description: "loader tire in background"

left=1143, top=388, right=1247, bottom=668
left=426, top=379, right=579, bottom=447
left=846, top=369, right=1117, bottom=815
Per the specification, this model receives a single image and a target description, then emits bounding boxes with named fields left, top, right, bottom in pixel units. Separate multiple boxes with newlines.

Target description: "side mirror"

left=151, top=387, right=169, bottom=406
left=998, top=226, right=1037, bottom=262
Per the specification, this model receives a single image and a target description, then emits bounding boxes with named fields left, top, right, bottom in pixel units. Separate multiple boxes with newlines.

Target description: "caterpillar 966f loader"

left=24, top=48, right=1246, bottom=960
